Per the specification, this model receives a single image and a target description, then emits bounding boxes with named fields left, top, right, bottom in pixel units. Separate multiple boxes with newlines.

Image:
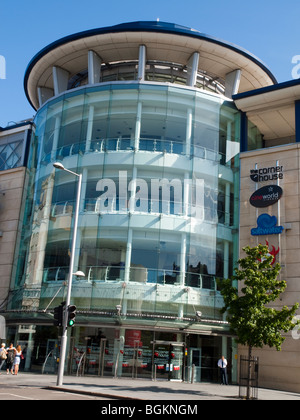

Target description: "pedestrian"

left=13, top=345, right=22, bottom=375
left=20, top=344, right=27, bottom=371
left=0, top=343, right=7, bottom=374
left=6, top=343, right=16, bottom=375
left=217, top=355, right=228, bottom=385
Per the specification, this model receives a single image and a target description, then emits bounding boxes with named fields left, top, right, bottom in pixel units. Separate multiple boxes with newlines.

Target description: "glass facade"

left=8, top=81, right=240, bottom=381
left=13, top=83, right=240, bottom=314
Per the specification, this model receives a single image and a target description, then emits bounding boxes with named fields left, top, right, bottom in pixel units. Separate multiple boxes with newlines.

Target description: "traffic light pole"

left=54, top=165, right=82, bottom=387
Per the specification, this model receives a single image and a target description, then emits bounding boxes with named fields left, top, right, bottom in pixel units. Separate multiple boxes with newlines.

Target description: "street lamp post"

left=53, top=162, right=82, bottom=386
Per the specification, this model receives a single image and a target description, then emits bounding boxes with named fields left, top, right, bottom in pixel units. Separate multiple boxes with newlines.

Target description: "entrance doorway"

left=189, top=348, right=201, bottom=382
left=152, top=340, right=185, bottom=381
left=63, top=327, right=227, bottom=382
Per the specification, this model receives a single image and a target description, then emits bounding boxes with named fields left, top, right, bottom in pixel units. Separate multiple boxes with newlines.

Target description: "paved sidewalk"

left=1, top=373, right=300, bottom=400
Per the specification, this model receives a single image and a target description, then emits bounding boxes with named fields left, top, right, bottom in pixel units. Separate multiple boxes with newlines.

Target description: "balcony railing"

left=43, top=137, right=226, bottom=164
left=51, top=198, right=229, bottom=224
left=42, top=265, right=220, bottom=291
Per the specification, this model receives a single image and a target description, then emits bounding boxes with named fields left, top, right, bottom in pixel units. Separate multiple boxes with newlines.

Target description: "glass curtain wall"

left=12, top=83, right=240, bottom=321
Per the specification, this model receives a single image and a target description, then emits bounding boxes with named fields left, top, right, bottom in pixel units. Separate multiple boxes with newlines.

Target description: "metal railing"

left=239, top=355, right=259, bottom=400
left=41, top=350, right=58, bottom=374
left=51, top=198, right=230, bottom=224
left=76, top=352, right=86, bottom=377
left=42, top=264, right=220, bottom=291
left=43, top=137, right=226, bottom=164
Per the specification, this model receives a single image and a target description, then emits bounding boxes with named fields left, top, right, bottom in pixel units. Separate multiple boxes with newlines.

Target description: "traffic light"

left=53, top=303, right=64, bottom=327
left=67, top=305, right=77, bottom=327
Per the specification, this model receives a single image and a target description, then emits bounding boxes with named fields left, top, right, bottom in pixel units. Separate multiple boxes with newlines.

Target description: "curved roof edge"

left=24, top=21, right=278, bottom=108
left=233, top=77, right=300, bottom=100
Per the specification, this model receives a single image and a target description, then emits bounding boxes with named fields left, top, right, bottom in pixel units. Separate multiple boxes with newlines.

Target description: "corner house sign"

left=250, top=185, right=283, bottom=208
left=250, top=165, right=283, bottom=182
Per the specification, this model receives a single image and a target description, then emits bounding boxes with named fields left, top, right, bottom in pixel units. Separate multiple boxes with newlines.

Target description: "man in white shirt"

left=217, top=355, right=228, bottom=385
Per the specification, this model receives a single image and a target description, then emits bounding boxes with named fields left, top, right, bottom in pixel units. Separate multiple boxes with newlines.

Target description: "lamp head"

left=73, top=271, right=85, bottom=278
left=53, top=162, right=65, bottom=170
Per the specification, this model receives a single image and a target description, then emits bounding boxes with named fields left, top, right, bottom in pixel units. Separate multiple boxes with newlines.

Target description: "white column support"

left=124, top=228, right=133, bottom=283
left=225, top=69, right=241, bottom=98
left=223, top=240, right=229, bottom=279
left=225, top=120, right=232, bottom=164
left=226, top=119, right=240, bottom=163
left=79, top=168, right=88, bottom=212
left=129, top=167, right=137, bottom=213
left=51, top=115, right=61, bottom=161
left=186, top=52, right=199, bottom=87
left=38, top=87, right=54, bottom=107
left=180, top=233, right=187, bottom=286
left=227, top=121, right=232, bottom=142
left=88, top=50, right=102, bottom=85
left=138, top=45, right=146, bottom=81
left=53, top=66, right=69, bottom=96
left=178, top=304, right=184, bottom=319
left=119, top=170, right=128, bottom=212
left=183, top=172, right=191, bottom=217
left=85, top=105, right=94, bottom=152
left=134, top=102, right=142, bottom=151
left=72, top=227, right=82, bottom=274
left=225, top=182, right=231, bottom=226
left=186, top=108, right=193, bottom=157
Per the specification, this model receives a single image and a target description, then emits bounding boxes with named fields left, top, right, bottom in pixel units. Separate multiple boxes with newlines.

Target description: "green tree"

left=221, top=244, right=299, bottom=398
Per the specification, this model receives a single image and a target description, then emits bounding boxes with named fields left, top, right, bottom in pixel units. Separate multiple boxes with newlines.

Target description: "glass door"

left=169, top=343, right=184, bottom=381
left=189, top=348, right=202, bottom=382
left=153, top=341, right=185, bottom=381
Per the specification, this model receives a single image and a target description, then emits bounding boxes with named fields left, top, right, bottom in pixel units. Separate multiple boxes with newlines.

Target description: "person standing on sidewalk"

left=6, top=343, right=16, bottom=375
left=13, top=345, right=22, bottom=376
left=217, top=355, right=228, bottom=385
left=0, top=343, right=7, bottom=374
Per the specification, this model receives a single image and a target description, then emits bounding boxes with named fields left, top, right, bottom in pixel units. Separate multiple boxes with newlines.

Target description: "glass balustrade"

left=50, top=197, right=229, bottom=224
left=42, top=137, right=225, bottom=164
left=41, top=264, right=220, bottom=291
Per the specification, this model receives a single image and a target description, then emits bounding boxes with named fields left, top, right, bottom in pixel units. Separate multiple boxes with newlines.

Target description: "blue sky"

left=1, top=0, right=300, bottom=127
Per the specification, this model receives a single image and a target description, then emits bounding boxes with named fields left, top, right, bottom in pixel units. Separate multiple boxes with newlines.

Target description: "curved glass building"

left=7, top=22, right=275, bottom=381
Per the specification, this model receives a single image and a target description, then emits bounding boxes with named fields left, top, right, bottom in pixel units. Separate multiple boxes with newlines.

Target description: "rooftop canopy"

left=24, top=21, right=277, bottom=110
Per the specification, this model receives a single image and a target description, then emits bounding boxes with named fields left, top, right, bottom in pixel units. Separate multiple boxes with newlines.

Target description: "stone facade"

left=239, top=144, right=300, bottom=392
left=0, top=166, right=26, bottom=307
